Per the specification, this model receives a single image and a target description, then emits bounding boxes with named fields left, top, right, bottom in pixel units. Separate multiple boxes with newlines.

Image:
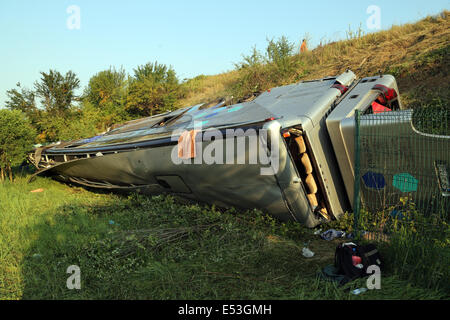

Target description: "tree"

left=0, top=110, right=36, bottom=182
left=83, top=67, right=129, bottom=129
left=126, top=62, right=181, bottom=117
left=85, top=67, right=127, bottom=108
left=34, top=70, right=80, bottom=116
left=5, top=83, right=40, bottom=126
left=6, top=83, right=37, bottom=114
left=133, top=62, right=177, bottom=83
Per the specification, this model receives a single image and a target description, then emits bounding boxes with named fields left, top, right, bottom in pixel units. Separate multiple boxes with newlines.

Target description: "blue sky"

left=0, top=0, right=448, bottom=107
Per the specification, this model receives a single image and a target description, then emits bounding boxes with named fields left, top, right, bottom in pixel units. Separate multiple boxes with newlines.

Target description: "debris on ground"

left=302, top=247, right=315, bottom=258
left=317, top=264, right=346, bottom=285
left=351, top=288, right=368, bottom=295
left=30, top=188, right=44, bottom=193
left=320, top=229, right=347, bottom=241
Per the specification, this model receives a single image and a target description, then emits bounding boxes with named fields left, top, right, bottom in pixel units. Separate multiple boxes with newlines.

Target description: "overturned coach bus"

left=30, top=70, right=446, bottom=228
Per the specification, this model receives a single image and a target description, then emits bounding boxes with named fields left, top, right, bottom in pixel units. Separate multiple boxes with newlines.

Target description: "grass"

left=178, top=71, right=240, bottom=107
left=1, top=175, right=448, bottom=300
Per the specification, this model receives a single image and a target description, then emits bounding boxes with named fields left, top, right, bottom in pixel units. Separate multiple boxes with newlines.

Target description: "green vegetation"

left=1, top=176, right=447, bottom=300
left=34, top=70, right=80, bottom=117
left=126, top=62, right=182, bottom=117
left=4, top=62, right=185, bottom=143
left=0, top=110, right=36, bottom=182
left=83, top=67, right=129, bottom=131
left=230, top=36, right=305, bottom=99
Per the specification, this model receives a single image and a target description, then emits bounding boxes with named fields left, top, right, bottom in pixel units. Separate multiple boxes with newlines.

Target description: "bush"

left=0, top=110, right=36, bottom=181
left=230, top=36, right=300, bottom=101
left=34, top=104, right=118, bottom=143
left=265, top=36, right=296, bottom=78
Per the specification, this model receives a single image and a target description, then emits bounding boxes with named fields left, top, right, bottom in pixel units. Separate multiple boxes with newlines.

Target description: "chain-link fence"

left=353, top=107, right=449, bottom=242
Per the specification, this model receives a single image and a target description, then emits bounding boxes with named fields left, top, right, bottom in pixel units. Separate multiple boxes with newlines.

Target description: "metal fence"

left=353, top=107, right=450, bottom=242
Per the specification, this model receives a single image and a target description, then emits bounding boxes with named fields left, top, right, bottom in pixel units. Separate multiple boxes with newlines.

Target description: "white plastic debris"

left=351, top=288, right=368, bottom=295
left=302, top=247, right=315, bottom=258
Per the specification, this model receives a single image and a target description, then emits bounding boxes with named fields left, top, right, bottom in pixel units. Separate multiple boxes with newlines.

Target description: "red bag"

left=371, top=101, right=392, bottom=114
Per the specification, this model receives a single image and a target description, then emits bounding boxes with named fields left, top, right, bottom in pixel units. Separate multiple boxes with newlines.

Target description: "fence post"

left=353, top=110, right=361, bottom=240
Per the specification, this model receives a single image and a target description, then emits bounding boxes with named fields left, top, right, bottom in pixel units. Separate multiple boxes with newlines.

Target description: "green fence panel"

left=354, top=107, right=449, bottom=242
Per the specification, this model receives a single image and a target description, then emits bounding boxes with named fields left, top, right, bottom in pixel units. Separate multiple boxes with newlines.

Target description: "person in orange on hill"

left=300, top=39, right=308, bottom=53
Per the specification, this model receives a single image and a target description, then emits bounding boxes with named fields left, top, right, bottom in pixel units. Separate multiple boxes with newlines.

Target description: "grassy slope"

left=1, top=14, right=449, bottom=300
left=178, top=12, right=449, bottom=108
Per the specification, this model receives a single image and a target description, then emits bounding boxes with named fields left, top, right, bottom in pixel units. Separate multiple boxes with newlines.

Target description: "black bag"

left=334, top=242, right=382, bottom=285
left=334, top=243, right=364, bottom=285
left=359, top=243, right=382, bottom=273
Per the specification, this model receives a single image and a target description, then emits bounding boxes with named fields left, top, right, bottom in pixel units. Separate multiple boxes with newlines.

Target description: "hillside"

left=178, top=12, right=449, bottom=109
